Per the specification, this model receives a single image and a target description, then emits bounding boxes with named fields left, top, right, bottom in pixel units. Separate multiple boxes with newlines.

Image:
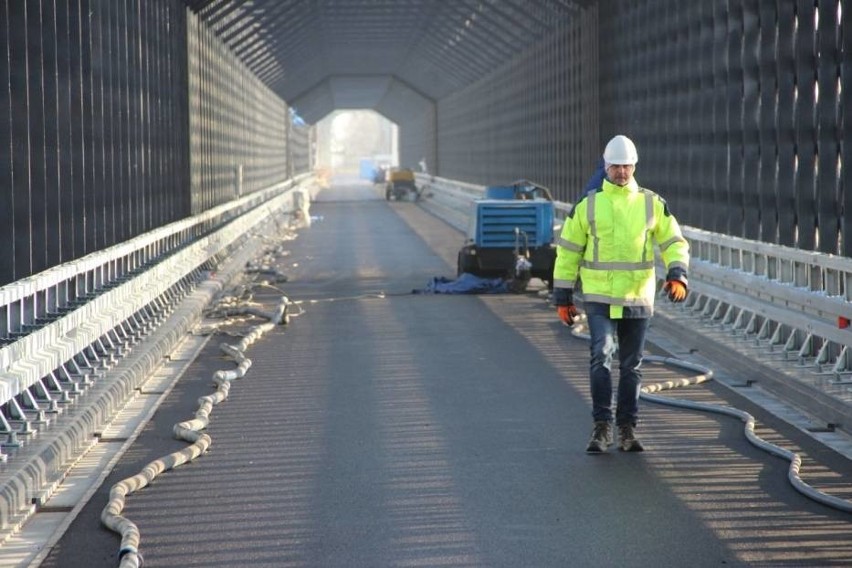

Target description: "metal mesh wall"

left=0, top=0, right=191, bottom=286
left=0, top=2, right=304, bottom=286
left=2, top=0, right=848, bottom=287
left=598, top=0, right=848, bottom=256
left=434, top=0, right=847, bottom=256
left=187, top=12, right=294, bottom=215
left=398, top=106, right=437, bottom=174
left=288, top=123, right=312, bottom=176
left=435, top=6, right=599, bottom=202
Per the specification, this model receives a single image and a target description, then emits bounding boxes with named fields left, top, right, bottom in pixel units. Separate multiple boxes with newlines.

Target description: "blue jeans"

left=586, top=312, right=649, bottom=426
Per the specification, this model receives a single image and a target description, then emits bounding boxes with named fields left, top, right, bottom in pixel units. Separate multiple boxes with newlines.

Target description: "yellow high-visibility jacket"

left=553, top=178, right=689, bottom=319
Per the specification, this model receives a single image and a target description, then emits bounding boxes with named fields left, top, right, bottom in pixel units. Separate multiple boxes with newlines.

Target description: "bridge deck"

left=29, top=178, right=852, bottom=567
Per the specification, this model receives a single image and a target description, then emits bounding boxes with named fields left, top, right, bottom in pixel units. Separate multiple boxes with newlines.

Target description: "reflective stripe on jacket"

left=553, top=178, right=689, bottom=318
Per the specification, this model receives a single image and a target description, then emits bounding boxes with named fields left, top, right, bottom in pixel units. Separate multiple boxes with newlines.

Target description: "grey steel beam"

left=203, top=0, right=251, bottom=28
left=480, top=0, right=541, bottom=37
left=757, top=0, right=778, bottom=245
left=9, top=0, right=34, bottom=278
left=441, top=0, right=517, bottom=63
left=842, top=0, right=852, bottom=257
left=793, top=0, right=817, bottom=251
left=222, top=1, right=302, bottom=46
left=0, top=1, right=11, bottom=283
left=231, top=9, right=315, bottom=61
left=815, top=0, right=840, bottom=254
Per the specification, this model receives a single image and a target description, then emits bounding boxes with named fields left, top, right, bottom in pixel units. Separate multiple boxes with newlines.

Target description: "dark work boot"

left=586, top=421, right=613, bottom=453
left=618, top=424, right=644, bottom=452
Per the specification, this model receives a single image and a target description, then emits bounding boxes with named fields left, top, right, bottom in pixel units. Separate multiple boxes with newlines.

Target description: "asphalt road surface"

left=40, top=176, right=852, bottom=567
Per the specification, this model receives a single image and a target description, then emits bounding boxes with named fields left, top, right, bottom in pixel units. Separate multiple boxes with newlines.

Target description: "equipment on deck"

left=456, top=180, right=556, bottom=291
left=385, top=168, right=419, bottom=201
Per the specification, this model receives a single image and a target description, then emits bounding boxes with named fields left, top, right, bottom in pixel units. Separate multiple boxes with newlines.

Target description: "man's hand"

left=557, top=304, right=579, bottom=325
left=663, top=280, right=687, bottom=302
left=552, top=287, right=577, bottom=324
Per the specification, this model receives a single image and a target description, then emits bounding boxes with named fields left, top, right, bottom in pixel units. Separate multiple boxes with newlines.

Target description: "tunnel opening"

left=314, top=110, right=400, bottom=184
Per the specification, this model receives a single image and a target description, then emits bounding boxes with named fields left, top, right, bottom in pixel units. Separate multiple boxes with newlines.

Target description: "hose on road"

left=100, top=296, right=290, bottom=568
left=570, top=316, right=852, bottom=515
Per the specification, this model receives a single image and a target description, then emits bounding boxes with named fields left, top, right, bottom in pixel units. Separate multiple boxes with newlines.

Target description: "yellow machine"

left=385, top=168, right=418, bottom=201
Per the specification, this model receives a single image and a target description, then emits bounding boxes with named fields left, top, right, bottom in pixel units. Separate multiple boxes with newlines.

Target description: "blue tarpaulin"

left=415, top=273, right=510, bottom=294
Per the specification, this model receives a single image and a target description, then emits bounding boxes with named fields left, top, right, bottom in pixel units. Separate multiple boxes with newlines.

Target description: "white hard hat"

left=603, top=135, right=638, bottom=165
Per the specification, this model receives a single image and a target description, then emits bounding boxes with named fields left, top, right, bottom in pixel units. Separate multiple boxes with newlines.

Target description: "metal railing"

left=0, top=174, right=312, bottom=537
left=416, top=173, right=852, bottom=385
left=0, top=175, right=310, bottom=433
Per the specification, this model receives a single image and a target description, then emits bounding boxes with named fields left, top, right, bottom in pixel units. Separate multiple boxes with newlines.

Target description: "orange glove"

left=663, top=280, right=687, bottom=302
left=557, top=304, right=579, bottom=325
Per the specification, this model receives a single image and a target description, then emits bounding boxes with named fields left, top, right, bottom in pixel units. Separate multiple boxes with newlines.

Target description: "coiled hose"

left=570, top=316, right=852, bottom=515
left=100, top=297, right=290, bottom=568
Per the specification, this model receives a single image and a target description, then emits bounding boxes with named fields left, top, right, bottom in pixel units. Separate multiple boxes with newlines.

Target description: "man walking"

left=552, top=135, right=689, bottom=452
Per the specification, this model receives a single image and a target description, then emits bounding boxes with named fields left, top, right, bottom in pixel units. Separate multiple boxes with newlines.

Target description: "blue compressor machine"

left=456, top=180, right=556, bottom=290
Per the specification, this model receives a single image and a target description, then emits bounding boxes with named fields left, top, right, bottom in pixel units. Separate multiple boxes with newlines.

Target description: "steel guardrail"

left=416, top=173, right=852, bottom=381
left=0, top=174, right=311, bottom=408
left=0, top=174, right=313, bottom=537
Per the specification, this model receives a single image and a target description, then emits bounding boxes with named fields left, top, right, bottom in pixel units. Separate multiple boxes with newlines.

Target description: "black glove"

left=552, top=288, right=572, bottom=307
